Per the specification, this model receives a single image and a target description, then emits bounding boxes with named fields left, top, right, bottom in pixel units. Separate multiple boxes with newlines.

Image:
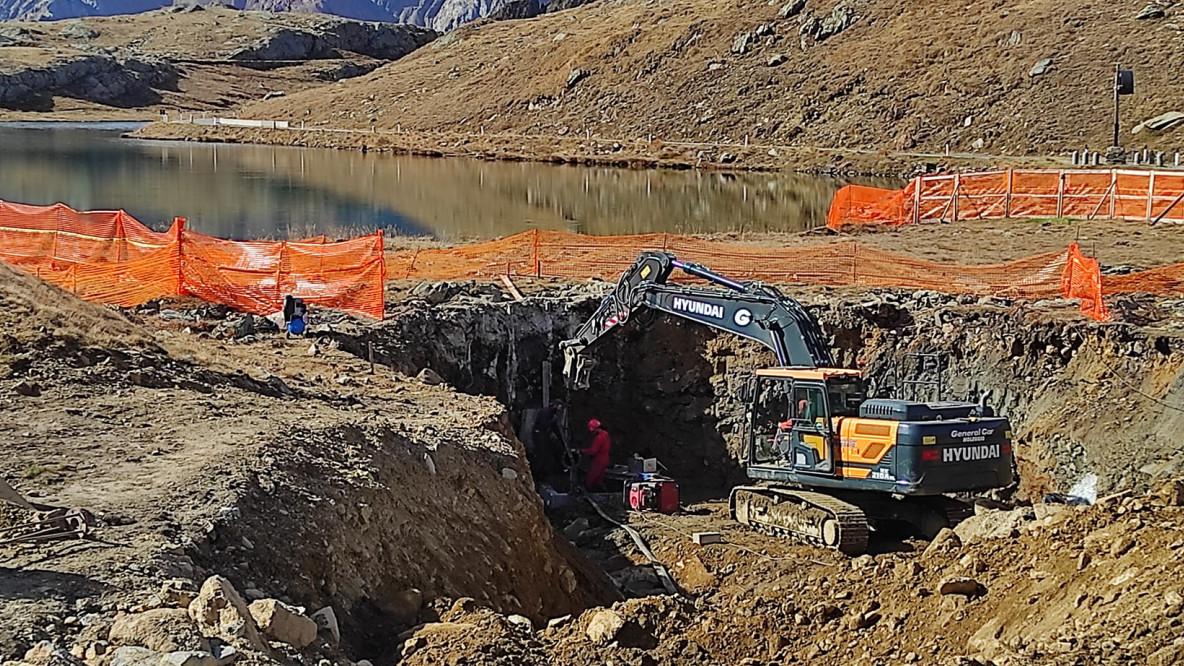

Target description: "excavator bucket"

left=562, top=346, right=595, bottom=390
left=0, top=477, right=33, bottom=509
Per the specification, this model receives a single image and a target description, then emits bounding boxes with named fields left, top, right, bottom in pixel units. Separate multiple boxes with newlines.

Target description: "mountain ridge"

left=0, top=0, right=541, bottom=31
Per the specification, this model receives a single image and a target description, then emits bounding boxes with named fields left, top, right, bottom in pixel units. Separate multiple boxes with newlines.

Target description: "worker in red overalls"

left=582, top=418, right=611, bottom=491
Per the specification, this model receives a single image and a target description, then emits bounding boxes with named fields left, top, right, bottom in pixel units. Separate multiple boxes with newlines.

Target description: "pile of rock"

left=12, top=576, right=339, bottom=666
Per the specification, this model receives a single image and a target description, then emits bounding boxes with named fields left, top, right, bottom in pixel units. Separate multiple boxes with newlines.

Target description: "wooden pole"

left=1146, top=171, right=1156, bottom=221
left=1087, top=180, right=1116, bottom=220
left=1109, top=170, right=1118, bottom=219
left=500, top=275, right=525, bottom=302
left=912, top=175, right=922, bottom=224
left=1005, top=169, right=1013, bottom=218
left=952, top=173, right=961, bottom=222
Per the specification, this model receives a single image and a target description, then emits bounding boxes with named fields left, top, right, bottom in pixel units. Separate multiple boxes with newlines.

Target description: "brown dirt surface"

left=399, top=490, right=1184, bottom=665
left=212, top=0, right=1184, bottom=173
left=8, top=224, right=1184, bottom=665
left=0, top=267, right=611, bottom=663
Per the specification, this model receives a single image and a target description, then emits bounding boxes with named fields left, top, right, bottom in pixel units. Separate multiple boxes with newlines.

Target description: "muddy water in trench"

left=0, top=123, right=896, bottom=240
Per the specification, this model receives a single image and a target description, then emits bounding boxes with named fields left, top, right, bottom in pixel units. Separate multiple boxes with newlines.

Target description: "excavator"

left=560, top=251, right=1014, bottom=554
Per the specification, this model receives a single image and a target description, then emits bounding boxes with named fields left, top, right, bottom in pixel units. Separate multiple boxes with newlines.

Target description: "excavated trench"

left=179, top=285, right=1184, bottom=663
left=356, top=286, right=1184, bottom=500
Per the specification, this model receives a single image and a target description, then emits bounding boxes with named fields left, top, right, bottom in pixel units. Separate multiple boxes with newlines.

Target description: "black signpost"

left=1109, top=65, right=1134, bottom=163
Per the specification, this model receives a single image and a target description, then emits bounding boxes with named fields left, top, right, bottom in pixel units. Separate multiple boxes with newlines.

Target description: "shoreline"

left=130, top=120, right=1069, bottom=178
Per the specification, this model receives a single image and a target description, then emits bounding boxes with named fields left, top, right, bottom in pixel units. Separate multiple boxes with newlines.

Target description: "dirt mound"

left=236, top=0, right=1183, bottom=171
left=7, top=253, right=1184, bottom=666
left=0, top=260, right=151, bottom=349
left=0, top=280, right=613, bottom=664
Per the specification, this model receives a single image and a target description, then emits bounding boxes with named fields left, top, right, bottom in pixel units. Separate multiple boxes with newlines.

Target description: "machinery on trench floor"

left=559, top=251, right=1015, bottom=555
left=533, top=446, right=680, bottom=515
left=524, top=380, right=680, bottom=514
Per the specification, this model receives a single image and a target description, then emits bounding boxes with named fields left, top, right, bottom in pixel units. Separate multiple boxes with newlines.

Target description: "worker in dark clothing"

left=283, top=295, right=308, bottom=338
left=529, top=400, right=566, bottom=483
left=533, top=400, right=563, bottom=446
left=582, top=419, right=611, bottom=491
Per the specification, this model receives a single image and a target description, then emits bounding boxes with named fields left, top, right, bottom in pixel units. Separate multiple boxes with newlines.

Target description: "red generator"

left=626, top=477, right=679, bottom=513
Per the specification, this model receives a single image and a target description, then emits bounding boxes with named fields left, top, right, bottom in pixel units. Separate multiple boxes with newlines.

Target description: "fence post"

left=912, top=175, right=922, bottom=224
left=405, top=249, right=419, bottom=279
left=1109, top=169, right=1118, bottom=219
left=1147, top=170, right=1156, bottom=221
left=377, top=228, right=386, bottom=289
left=174, top=217, right=187, bottom=297
left=1005, top=168, right=1013, bottom=218
left=276, top=242, right=287, bottom=308
left=851, top=242, right=858, bottom=286
left=532, top=228, right=541, bottom=277
left=952, top=173, right=960, bottom=222
left=1056, top=170, right=1065, bottom=218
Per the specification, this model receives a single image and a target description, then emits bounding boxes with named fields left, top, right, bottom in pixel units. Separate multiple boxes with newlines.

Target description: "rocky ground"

left=406, top=483, right=1184, bottom=666
left=7, top=219, right=1184, bottom=664
left=0, top=8, right=434, bottom=116
left=131, top=0, right=1184, bottom=174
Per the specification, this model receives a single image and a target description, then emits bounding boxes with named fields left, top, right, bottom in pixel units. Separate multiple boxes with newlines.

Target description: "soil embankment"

left=0, top=261, right=613, bottom=664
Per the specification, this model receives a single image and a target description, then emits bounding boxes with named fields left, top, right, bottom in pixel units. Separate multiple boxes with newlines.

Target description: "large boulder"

left=108, top=609, right=203, bottom=653
left=248, top=600, right=318, bottom=649
left=584, top=609, right=625, bottom=645
left=186, top=577, right=267, bottom=652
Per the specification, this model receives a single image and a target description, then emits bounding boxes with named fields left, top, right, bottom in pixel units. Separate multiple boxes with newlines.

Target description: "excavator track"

left=730, top=486, right=869, bottom=555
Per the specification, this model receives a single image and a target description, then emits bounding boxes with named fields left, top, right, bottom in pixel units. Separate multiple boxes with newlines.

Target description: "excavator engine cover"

left=859, top=399, right=993, bottom=420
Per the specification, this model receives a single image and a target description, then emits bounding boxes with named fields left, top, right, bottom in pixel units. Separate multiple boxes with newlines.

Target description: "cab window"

left=826, top=377, right=864, bottom=418
left=792, top=385, right=828, bottom=431
left=752, top=378, right=791, bottom=463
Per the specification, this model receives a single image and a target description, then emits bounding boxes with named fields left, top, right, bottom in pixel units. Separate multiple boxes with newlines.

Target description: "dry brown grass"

left=0, top=262, right=154, bottom=348
left=246, top=0, right=1184, bottom=159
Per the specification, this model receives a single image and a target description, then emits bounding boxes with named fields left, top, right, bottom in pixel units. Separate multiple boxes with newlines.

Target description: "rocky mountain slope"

left=0, top=0, right=574, bottom=32
left=0, top=8, right=434, bottom=113
left=239, top=0, right=1184, bottom=168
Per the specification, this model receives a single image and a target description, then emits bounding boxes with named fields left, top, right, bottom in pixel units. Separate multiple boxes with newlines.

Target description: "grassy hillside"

left=246, top=0, right=1184, bottom=158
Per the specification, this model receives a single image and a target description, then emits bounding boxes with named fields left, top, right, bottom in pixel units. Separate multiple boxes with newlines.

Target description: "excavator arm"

left=561, top=251, right=834, bottom=388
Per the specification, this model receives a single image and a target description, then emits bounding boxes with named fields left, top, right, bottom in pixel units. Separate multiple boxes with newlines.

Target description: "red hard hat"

left=587, top=418, right=601, bottom=432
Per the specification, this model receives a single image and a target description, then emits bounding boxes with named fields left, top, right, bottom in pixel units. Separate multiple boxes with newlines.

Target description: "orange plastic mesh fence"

left=825, top=185, right=907, bottom=229
left=388, top=230, right=1111, bottom=321
left=0, top=201, right=385, bottom=320
left=0, top=200, right=1142, bottom=324
left=828, top=169, right=1184, bottom=228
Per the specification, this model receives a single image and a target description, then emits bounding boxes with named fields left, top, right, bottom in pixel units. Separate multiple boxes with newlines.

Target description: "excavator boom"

left=561, top=251, right=833, bottom=386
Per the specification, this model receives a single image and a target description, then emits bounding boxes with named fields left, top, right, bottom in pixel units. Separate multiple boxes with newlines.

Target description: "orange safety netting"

left=828, top=169, right=1184, bottom=229
left=0, top=201, right=385, bottom=320
left=0, top=201, right=1130, bottom=324
left=388, top=230, right=1112, bottom=321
